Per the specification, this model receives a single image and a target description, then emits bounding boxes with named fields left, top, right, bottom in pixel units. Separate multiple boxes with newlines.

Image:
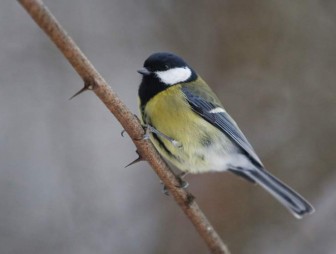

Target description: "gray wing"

left=182, top=87, right=263, bottom=168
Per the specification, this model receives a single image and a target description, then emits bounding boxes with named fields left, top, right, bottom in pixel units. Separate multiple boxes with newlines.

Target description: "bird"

left=137, top=52, right=314, bottom=218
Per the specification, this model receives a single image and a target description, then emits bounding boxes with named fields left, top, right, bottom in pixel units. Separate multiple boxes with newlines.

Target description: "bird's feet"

left=162, top=172, right=189, bottom=195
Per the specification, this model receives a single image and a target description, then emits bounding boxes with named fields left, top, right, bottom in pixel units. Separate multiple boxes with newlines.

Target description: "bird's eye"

left=164, top=65, right=169, bottom=70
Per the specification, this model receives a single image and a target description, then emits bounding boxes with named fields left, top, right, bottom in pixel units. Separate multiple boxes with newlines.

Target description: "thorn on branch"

left=69, top=77, right=97, bottom=100
left=125, top=150, right=144, bottom=168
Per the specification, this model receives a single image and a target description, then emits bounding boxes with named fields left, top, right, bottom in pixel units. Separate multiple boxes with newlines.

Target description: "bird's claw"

left=162, top=183, right=170, bottom=196
left=177, top=179, right=189, bottom=189
left=176, top=172, right=189, bottom=188
left=161, top=172, right=189, bottom=195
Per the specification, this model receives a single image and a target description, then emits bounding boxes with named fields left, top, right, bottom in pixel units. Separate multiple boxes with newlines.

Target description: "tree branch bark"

left=17, top=0, right=230, bottom=253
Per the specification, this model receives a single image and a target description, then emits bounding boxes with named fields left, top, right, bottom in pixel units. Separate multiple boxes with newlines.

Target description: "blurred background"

left=1, top=0, right=335, bottom=253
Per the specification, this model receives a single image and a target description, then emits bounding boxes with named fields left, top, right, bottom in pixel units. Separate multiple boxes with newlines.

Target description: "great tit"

left=137, top=52, right=314, bottom=218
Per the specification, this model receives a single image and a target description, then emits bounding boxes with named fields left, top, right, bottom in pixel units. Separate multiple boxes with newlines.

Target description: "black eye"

left=164, top=65, right=169, bottom=70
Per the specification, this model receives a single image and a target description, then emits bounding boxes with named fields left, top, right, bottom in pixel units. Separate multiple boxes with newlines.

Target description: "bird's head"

left=138, top=52, right=196, bottom=86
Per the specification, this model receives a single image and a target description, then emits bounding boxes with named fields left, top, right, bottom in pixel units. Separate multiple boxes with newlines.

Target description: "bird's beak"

left=137, top=68, right=151, bottom=76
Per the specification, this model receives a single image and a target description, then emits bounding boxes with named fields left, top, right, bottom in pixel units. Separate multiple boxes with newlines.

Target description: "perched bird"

left=137, top=52, right=314, bottom=218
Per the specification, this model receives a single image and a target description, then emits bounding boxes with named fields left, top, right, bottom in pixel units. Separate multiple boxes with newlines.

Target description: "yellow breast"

left=142, top=85, right=225, bottom=173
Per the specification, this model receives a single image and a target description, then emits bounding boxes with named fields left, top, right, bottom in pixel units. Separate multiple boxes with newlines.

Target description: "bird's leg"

left=122, top=120, right=176, bottom=145
left=123, top=116, right=182, bottom=148
left=161, top=172, right=189, bottom=196
left=144, top=124, right=182, bottom=148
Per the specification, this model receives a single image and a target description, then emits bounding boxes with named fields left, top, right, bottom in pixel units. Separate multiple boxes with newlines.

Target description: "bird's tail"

left=241, top=168, right=315, bottom=218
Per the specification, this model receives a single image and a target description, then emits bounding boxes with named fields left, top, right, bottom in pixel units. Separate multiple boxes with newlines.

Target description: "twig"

left=17, top=1, right=230, bottom=253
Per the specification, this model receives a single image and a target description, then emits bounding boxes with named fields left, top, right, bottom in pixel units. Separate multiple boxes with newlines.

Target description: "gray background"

left=1, top=0, right=336, bottom=253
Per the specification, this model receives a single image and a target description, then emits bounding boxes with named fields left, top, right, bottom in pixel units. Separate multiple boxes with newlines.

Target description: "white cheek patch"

left=155, top=67, right=192, bottom=85
left=209, top=107, right=226, bottom=114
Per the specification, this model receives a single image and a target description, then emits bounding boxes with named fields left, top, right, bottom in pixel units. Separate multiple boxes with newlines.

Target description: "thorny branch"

left=17, top=0, right=230, bottom=253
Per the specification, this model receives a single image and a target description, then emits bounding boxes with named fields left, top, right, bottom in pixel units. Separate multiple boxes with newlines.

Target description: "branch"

left=17, top=1, right=230, bottom=253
